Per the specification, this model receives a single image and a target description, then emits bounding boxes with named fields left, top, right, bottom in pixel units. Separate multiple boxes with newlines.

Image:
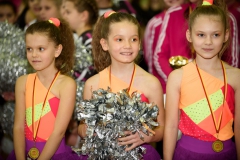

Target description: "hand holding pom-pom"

left=76, top=88, right=159, bottom=159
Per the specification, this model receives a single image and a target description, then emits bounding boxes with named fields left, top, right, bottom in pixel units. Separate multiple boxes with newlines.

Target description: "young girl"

left=78, top=11, right=165, bottom=159
left=63, top=0, right=98, bottom=38
left=7, top=18, right=81, bottom=160
left=164, top=0, right=240, bottom=159
left=63, top=0, right=99, bottom=81
left=39, top=0, right=62, bottom=21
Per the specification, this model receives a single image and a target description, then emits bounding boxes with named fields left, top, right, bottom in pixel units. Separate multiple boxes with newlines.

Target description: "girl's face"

left=186, top=15, right=229, bottom=59
left=39, top=0, right=59, bottom=21
left=100, top=21, right=140, bottom=64
left=163, top=0, right=185, bottom=8
left=26, top=33, right=61, bottom=71
left=28, top=0, right=40, bottom=17
left=0, top=5, right=16, bottom=24
left=63, top=1, right=82, bottom=32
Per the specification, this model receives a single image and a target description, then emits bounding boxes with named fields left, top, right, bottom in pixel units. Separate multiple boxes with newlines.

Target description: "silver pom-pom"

left=72, top=35, right=96, bottom=114
left=73, top=35, right=94, bottom=80
left=76, top=88, right=159, bottom=159
left=0, top=22, right=32, bottom=94
left=0, top=101, right=15, bottom=139
left=73, top=80, right=85, bottom=119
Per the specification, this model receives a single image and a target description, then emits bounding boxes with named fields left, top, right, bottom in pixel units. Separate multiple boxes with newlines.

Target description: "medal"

left=212, top=140, right=224, bottom=152
left=196, top=61, right=227, bottom=153
left=28, top=147, right=40, bottom=159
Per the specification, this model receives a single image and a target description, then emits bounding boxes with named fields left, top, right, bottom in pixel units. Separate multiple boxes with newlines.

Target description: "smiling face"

left=186, top=15, right=229, bottom=59
left=26, top=33, right=61, bottom=71
left=100, top=20, right=140, bottom=64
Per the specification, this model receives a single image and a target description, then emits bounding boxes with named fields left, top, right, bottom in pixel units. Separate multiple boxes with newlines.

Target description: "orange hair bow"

left=48, top=17, right=60, bottom=27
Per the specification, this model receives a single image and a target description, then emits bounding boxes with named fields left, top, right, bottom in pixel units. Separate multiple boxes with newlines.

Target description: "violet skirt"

left=173, top=135, right=237, bottom=160
left=142, top=143, right=161, bottom=160
left=79, top=143, right=161, bottom=160
left=7, top=138, right=81, bottom=160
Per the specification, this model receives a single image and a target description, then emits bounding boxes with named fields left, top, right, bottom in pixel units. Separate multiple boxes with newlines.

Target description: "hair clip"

left=48, top=17, right=60, bottom=27
left=104, top=10, right=116, bottom=18
left=202, top=0, right=213, bottom=5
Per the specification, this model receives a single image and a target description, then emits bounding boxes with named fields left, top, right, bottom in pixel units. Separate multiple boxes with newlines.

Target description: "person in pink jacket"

left=143, top=0, right=186, bottom=94
left=225, top=0, right=240, bottom=68
left=153, top=1, right=195, bottom=93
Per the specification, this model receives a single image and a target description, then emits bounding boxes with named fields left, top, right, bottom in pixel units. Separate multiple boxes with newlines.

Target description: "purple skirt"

left=173, top=135, right=237, bottom=160
left=142, top=143, right=161, bottom=160
left=7, top=138, right=81, bottom=160
left=79, top=143, right=161, bottom=160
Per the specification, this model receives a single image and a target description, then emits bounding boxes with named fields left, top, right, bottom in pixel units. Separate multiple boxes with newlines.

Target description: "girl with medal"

left=7, top=18, right=81, bottom=160
left=164, top=0, right=240, bottom=159
left=78, top=11, right=165, bottom=159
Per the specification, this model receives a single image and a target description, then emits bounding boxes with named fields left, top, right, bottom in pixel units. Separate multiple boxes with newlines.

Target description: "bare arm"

left=38, top=76, right=76, bottom=160
left=144, top=75, right=164, bottom=143
left=78, top=74, right=99, bottom=138
left=163, top=69, right=182, bottom=160
left=13, top=75, right=27, bottom=160
left=233, top=70, right=240, bottom=159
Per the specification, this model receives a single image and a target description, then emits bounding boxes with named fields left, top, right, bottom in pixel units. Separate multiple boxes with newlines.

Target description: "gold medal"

left=28, top=147, right=39, bottom=159
left=212, top=140, right=224, bottom=152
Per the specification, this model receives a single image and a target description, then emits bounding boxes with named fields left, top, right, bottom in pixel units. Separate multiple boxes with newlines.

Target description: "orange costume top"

left=25, top=73, right=60, bottom=142
left=179, top=63, right=235, bottom=141
left=98, top=67, right=149, bottom=103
